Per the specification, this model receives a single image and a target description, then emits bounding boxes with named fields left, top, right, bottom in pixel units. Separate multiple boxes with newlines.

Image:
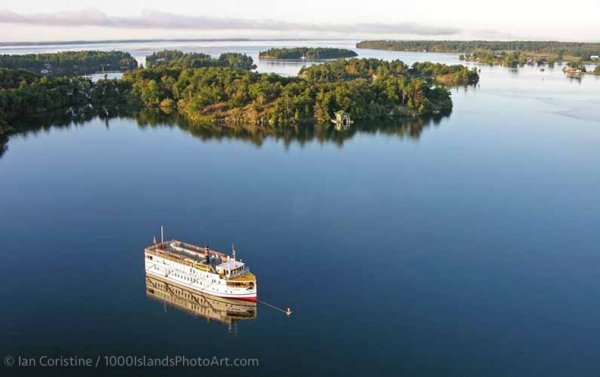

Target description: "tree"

left=142, top=80, right=162, bottom=106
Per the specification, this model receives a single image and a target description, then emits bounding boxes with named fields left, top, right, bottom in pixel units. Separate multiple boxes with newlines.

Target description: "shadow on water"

left=135, top=108, right=450, bottom=149
left=0, top=134, right=7, bottom=159
left=0, top=106, right=451, bottom=158
left=0, top=105, right=135, bottom=159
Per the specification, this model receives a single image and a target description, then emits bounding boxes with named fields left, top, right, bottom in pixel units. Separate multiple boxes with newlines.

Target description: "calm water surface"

left=1, top=40, right=600, bottom=377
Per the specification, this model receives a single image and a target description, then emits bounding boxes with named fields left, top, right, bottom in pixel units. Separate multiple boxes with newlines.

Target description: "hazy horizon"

left=2, top=37, right=600, bottom=48
left=1, top=0, right=600, bottom=43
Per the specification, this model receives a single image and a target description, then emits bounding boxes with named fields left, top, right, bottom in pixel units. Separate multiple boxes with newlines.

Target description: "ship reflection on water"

left=145, top=275, right=257, bottom=330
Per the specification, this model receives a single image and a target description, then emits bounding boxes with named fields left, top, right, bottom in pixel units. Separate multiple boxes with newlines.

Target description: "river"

left=1, top=39, right=600, bottom=377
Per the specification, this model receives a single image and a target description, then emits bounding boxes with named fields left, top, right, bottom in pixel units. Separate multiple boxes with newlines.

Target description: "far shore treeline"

left=0, top=51, right=138, bottom=76
left=0, top=48, right=482, bottom=133
left=258, top=48, right=357, bottom=60
left=356, top=40, right=600, bottom=60
left=357, top=40, right=600, bottom=69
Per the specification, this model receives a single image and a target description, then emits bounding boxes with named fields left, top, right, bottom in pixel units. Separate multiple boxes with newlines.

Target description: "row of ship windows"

left=169, top=271, right=219, bottom=285
left=148, top=256, right=215, bottom=280
left=148, top=259, right=237, bottom=294
left=160, top=271, right=238, bottom=295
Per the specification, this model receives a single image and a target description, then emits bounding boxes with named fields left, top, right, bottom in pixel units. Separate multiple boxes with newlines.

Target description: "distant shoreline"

left=0, top=38, right=354, bottom=48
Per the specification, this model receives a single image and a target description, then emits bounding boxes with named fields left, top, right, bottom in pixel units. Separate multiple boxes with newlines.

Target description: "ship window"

left=147, top=255, right=153, bottom=260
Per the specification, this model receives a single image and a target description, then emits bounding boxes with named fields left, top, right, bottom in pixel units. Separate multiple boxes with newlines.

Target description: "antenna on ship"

left=232, top=244, right=236, bottom=261
left=160, top=225, right=164, bottom=246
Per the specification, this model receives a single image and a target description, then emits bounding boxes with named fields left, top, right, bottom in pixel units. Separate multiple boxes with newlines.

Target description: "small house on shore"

left=563, top=66, right=583, bottom=74
left=331, top=111, right=353, bottom=129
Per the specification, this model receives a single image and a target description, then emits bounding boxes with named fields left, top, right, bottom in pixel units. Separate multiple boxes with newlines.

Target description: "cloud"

left=0, top=9, right=460, bottom=36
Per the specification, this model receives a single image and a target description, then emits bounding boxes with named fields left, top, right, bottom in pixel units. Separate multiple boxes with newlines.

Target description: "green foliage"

left=218, top=53, right=257, bottom=70
left=259, top=48, right=357, bottom=60
left=297, top=58, right=477, bottom=86
left=0, top=69, right=138, bottom=127
left=145, top=50, right=186, bottom=68
left=594, top=65, right=600, bottom=75
left=145, top=50, right=255, bottom=70
left=0, top=51, right=137, bottom=76
left=458, top=50, right=561, bottom=67
left=410, top=62, right=479, bottom=85
left=126, top=58, right=459, bottom=127
left=1, top=56, right=463, bottom=131
left=0, top=75, right=89, bottom=122
left=0, top=69, right=40, bottom=89
left=89, top=79, right=139, bottom=107
left=357, top=40, right=600, bottom=60
left=566, top=59, right=586, bottom=71
left=298, top=58, right=410, bottom=82
left=160, top=98, right=176, bottom=108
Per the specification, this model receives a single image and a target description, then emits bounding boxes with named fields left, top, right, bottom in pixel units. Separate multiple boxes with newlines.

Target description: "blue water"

left=1, top=40, right=600, bottom=377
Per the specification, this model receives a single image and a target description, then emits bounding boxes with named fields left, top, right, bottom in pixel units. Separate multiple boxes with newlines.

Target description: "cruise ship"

left=145, top=274, right=257, bottom=324
left=144, top=234, right=257, bottom=302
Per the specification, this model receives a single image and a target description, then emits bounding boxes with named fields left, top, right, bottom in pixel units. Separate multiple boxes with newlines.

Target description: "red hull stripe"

left=230, top=296, right=257, bottom=302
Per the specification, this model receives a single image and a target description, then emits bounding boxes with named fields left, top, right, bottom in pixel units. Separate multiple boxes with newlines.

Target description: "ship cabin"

left=217, top=259, right=246, bottom=278
left=218, top=259, right=256, bottom=289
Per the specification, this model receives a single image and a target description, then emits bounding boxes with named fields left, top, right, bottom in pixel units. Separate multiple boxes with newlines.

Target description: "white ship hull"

left=145, top=275, right=257, bottom=323
left=145, top=249, right=257, bottom=302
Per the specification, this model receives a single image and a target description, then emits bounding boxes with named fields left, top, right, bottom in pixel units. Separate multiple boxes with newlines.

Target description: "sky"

left=1, top=0, right=599, bottom=43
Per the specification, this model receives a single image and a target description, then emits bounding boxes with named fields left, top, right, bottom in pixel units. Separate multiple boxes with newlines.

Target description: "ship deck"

left=147, top=240, right=226, bottom=259
left=145, top=240, right=255, bottom=282
left=229, top=271, right=256, bottom=282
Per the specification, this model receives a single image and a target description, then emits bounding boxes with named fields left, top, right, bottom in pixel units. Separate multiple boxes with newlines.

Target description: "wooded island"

left=0, top=51, right=138, bottom=76
left=145, top=50, right=256, bottom=70
left=357, top=40, right=600, bottom=68
left=0, top=49, right=479, bottom=132
left=258, top=47, right=357, bottom=60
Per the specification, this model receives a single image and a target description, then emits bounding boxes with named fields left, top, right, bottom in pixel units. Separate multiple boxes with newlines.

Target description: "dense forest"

left=1, top=50, right=476, bottom=133
left=410, top=62, right=479, bottom=85
left=298, top=59, right=478, bottom=86
left=258, top=48, right=358, bottom=60
left=0, top=51, right=138, bottom=76
left=0, top=68, right=40, bottom=88
left=145, top=50, right=256, bottom=70
left=125, top=57, right=470, bottom=127
left=356, top=40, right=600, bottom=61
left=0, top=68, right=138, bottom=129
